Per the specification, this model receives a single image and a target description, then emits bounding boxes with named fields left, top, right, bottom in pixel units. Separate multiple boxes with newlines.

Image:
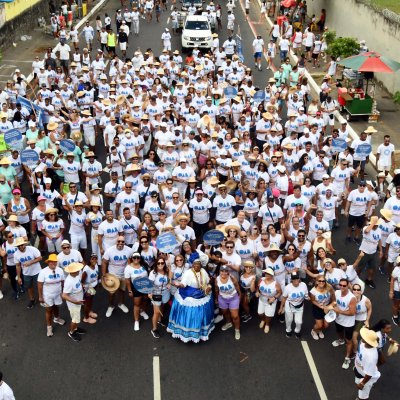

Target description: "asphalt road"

left=0, top=1, right=399, bottom=399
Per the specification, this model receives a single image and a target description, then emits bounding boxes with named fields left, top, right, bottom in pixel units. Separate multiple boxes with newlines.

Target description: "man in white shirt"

left=252, top=35, right=265, bottom=71
left=188, top=188, right=212, bottom=239
left=97, top=210, right=123, bottom=255
left=0, top=371, right=15, bottom=400
left=376, top=134, right=395, bottom=175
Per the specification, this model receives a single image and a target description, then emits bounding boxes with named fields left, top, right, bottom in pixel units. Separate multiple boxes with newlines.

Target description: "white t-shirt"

left=283, top=282, right=309, bottom=306
left=391, top=266, right=400, bottom=292
left=98, top=219, right=123, bottom=248
left=63, top=274, right=84, bottom=309
left=258, top=203, right=284, bottom=226
left=124, top=264, right=148, bottom=283
left=38, top=266, right=65, bottom=297
left=377, top=143, right=394, bottom=167
left=14, top=246, right=41, bottom=276
left=213, top=194, right=236, bottom=222
left=57, top=249, right=83, bottom=270
left=335, top=290, right=356, bottom=327
left=103, top=245, right=133, bottom=278
left=355, top=342, right=380, bottom=379
left=188, top=197, right=212, bottom=224
left=348, top=189, right=370, bottom=216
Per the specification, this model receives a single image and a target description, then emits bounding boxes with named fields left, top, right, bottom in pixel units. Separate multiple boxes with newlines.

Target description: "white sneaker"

left=134, top=321, right=140, bottom=331
left=47, top=326, right=53, bottom=337
left=140, top=310, right=149, bottom=320
left=259, top=320, right=265, bottom=329
left=318, top=331, right=325, bottom=339
left=118, top=304, right=129, bottom=313
left=264, top=325, right=270, bottom=334
left=214, top=314, right=224, bottom=324
left=311, top=330, right=319, bottom=340
left=235, top=329, right=240, bottom=340
left=106, top=306, right=115, bottom=318
left=53, top=317, right=65, bottom=326
left=342, top=357, right=351, bottom=370
left=332, top=339, right=345, bottom=347
left=0, top=290, right=3, bottom=300
left=221, top=322, right=233, bottom=331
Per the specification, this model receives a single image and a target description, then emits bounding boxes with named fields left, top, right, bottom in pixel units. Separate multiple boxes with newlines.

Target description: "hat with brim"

left=7, top=215, right=18, bottom=222
left=175, top=214, right=189, bottom=224
left=187, top=177, right=197, bottom=183
left=243, top=260, right=255, bottom=268
left=365, top=126, right=377, bottom=134
left=262, top=112, right=273, bottom=120
left=265, top=243, right=282, bottom=253
left=225, top=179, right=237, bottom=191
left=102, top=273, right=120, bottom=293
left=380, top=209, right=392, bottom=221
left=264, top=267, right=275, bottom=276
left=81, top=110, right=91, bottom=116
left=324, top=310, right=337, bottom=323
left=368, top=216, right=379, bottom=227
left=15, top=237, right=28, bottom=247
left=0, top=157, right=11, bottom=165
left=231, top=161, right=241, bottom=168
left=360, top=327, right=379, bottom=348
left=45, top=207, right=58, bottom=215
left=65, top=262, right=84, bottom=274
left=207, top=176, right=220, bottom=185
left=388, top=342, right=399, bottom=356
left=283, top=143, right=295, bottom=150
left=46, top=254, right=58, bottom=263
left=224, top=225, right=240, bottom=234
left=86, top=151, right=97, bottom=159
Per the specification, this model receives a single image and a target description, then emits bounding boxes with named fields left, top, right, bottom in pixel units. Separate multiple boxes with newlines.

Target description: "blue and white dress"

left=167, top=268, right=214, bottom=343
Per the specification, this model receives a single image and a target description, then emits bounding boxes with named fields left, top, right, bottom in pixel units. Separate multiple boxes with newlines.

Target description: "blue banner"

left=355, top=143, right=372, bottom=157
left=203, top=229, right=225, bottom=246
left=17, top=96, right=44, bottom=128
left=4, top=129, right=23, bottom=150
left=235, top=34, right=244, bottom=63
left=156, top=233, right=178, bottom=254
left=133, top=277, right=154, bottom=294
left=20, top=149, right=39, bottom=166
left=331, top=138, right=348, bottom=153
left=59, top=139, right=76, bottom=154
left=224, top=86, right=238, bottom=99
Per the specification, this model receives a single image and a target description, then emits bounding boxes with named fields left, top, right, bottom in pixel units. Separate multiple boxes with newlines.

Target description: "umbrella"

left=339, top=51, right=400, bottom=73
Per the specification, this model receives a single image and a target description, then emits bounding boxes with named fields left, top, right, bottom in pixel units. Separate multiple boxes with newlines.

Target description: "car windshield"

left=185, top=21, right=209, bottom=30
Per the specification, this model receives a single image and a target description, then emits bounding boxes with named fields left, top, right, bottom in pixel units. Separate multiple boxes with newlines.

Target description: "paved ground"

left=0, top=1, right=399, bottom=399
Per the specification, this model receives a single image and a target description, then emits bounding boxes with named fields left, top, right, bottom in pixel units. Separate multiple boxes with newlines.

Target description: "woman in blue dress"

left=167, top=258, right=214, bottom=343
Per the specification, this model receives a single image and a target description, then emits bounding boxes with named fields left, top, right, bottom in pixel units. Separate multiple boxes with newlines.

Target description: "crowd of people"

left=0, top=0, right=399, bottom=399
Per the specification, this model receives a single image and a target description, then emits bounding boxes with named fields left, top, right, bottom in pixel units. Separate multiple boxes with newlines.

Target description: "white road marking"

left=170, top=5, right=173, bottom=10
left=153, top=356, right=161, bottom=400
left=167, top=17, right=170, bottom=24
left=301, top=341, right=328, bottom=400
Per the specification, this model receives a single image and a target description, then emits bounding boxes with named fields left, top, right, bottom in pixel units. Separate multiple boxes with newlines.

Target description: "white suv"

left=181, top=15, right=212, bottom=51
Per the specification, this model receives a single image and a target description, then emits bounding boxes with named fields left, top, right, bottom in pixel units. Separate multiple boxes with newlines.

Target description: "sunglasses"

left=49, top=213, right=56, bottom=216
left=125, top=186, right=132, bottom=189
left=298, top=235, right=305, bottom=238
left=143, top=179, right=150, bottom=181
left=140, top=241, right=148, bottom=244
left=339, top=284, right=348, bottom=288
left=172, top=196, right=179, bottom=199
left=359, top=184, right=366, bottom=187
left=157, top=261, right=165, bottom=265
left=353, top=288, right=361, bottom=291
left=317, top=280, right=326, bottom=283
left=225, top=246, right=234, bottom=249
left=62, top=246, right=70, bottom=249
left=117, top=240, right=125, bottom=243
left=133, top=256, right=141, bottom=259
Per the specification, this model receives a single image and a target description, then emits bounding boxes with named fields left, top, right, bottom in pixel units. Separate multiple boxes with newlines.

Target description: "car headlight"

left=183, top=36, right=190, bottom=40
left=205, top=36, right=211, bottom=41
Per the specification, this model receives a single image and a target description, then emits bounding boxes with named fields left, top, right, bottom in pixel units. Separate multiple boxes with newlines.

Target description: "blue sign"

left=235, top=34, right=244, bottom=63
left=133, top=277, right=154, bottom=294
left=253, top=90, right=265, bottom=103
left=331, top=138, right=348, bottom=153
left=4, top=129, right=22, bottom=149
left=59, top=139, right=76, bottom=154
left=203, top=229, right=225, bottom=246
left=355, top=143, right=372, bottom=157
left=17, top=96, right=44, bottom=128
left=20, top=149, right=39, bottom=166
left=156, top=233, right=178, bottom=253
left=224, top=86, right=238, bottom=99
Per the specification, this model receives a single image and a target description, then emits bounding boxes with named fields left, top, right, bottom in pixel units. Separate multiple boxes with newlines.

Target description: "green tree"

left=327, top=37, right=360, bottom=59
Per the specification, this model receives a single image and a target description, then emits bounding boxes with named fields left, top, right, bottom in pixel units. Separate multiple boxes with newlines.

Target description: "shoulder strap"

left=266, top=205, right=275, bottom=224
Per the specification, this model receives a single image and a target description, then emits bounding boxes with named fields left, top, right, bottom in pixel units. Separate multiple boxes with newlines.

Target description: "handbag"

left=152, top=294, right=162, bottom=302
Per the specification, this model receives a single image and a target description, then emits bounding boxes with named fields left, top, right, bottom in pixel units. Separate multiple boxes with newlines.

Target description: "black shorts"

left=312, top=53, right=319, bottom=59
left=312, top=304, right=325, bottom=320
left=348, top=214, right=365, bottom=229
left=132, top=286, right=145, bottom=298
left=335, top=322, right=354, bottom=340
left=306, top=46, right=311, bottom=52
left=393, top=290, right=400, bottom=300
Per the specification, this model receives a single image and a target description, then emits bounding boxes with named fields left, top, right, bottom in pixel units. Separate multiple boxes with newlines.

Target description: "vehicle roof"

left=185, top=15, right=209, bottom=21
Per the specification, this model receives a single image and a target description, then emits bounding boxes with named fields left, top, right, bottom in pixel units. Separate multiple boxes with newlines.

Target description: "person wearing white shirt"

left=351, top=131, right=372, bottom=180
left=188, top=189, right=212, bottom=238
left=97, top=211, right=123, bottom=255
left=0, top=371, right=15, bottom=400
left=376, top=135, right=395, bottom=174
left=252, top=35, right=265, bottom=71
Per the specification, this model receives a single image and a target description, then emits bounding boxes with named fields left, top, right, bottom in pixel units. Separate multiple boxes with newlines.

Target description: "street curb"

left=25, top=0, right=109, bottom=83
left=254, top=0, right=383, bottom=178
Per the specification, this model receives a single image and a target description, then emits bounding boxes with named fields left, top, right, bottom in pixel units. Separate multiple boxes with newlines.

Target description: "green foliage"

left=393, top=91, right=400, bottom=104
left=324, top=30, right=336, bottom=45
left=327, top=37, right=360, bottom=59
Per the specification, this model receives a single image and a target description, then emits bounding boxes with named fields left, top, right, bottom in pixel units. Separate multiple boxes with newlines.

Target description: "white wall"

left=307, top=0, right=400, bottom=94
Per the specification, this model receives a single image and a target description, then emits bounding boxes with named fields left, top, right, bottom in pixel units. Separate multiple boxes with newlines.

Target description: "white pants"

left=71, top=233, right=87, bottom=250
left=46, top=236, right=62, bottom=253
left=84, top=130, right=96, bottom=147
left=132, top=20, right=139, bottom=34
left=355, top=376, right=379, bottom=399
left=91, top=229, right=101, bottom=260
left=285, top=304, right=304, bottom=333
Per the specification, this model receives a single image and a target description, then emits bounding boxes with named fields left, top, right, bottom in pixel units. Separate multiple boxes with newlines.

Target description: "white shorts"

left=68, top=304, right=82, bottom=323
left=355, top=376, right=379, bottom=400
left=84, top=131, right=96, bottom=146
left=377, top=161, right=390, bottom=172
left=71, top=233, right=87, bottom=250
left=323, top=113, right=335, bottom=126
left=119, top=42, right=127, bottom=51
left=227, top=22, right=234, bottom=30
left=388, top=253, right=398, bottom=264
left=258, top=299, right=277, bottom=317
left=44, top=294, right=62, bottom=307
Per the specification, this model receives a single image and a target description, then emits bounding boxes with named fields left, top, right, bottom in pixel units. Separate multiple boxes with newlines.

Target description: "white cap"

left=179, top=157, right=187, bottom=163
left=277, top=165, right=286, bottom=173
left=220, top=149, right=227, bottom=156
left=61, top=239, right=70, bottom=246
left=44, top=178, right=52, bottom=184
left=303, top=127, right=310, bottom=134
left=322, top=173, right=330, bottom=179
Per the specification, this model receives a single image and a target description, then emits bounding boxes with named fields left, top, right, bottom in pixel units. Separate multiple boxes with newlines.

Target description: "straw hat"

left=364, top=126, right=377, bottom=134
left=224, top=225, right=240, bottom=234
left=116, top=95, right=126, bottom=105
left=388, top=342, right=399, bottom=356
left=380, top=209, right=392, bottom=221
left=243, top=260, right=255, bottom=268
left=101, top=273, right=120, bottom=293
left=207, top=176, right=220, bottom=185
left=368, top=216, right=379, bottom=227
left=176, top=214, right=189, bottom=224
left=64, top=262, right=84, bottom=274
left=264, top=267, right=275, bottom=276
left=283, top=143, right=295, bottom=150
left=90, top=183, right=101, bottom=192
left=262, top=112, right=273, bottom=120
left=265, top=243, right=282, bottom=253
left=15, top=237, right=28, bottom=247
left=46, top=254, right=58, bottom=263
left=360, top=327, right=379, bottom=348
left=225, top=179, right=238, bottom=191
left=81, top=110, right=91, bottom=116
left=0, top=157, right=11, bottom=165
left=231, top=161, right=241, bottom=168
left=90, top=201, right=101, bottom=207
left=187, top=177, right=197, bottom=183
left=7, top=215, right=18, bottom=222
left=102, top=98, right=111, bottom=106
left=45, top=207, right=58, bottom=215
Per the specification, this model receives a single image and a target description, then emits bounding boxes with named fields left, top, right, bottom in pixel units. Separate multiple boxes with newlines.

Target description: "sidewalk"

left=0, top=0, right=108, bottom=86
